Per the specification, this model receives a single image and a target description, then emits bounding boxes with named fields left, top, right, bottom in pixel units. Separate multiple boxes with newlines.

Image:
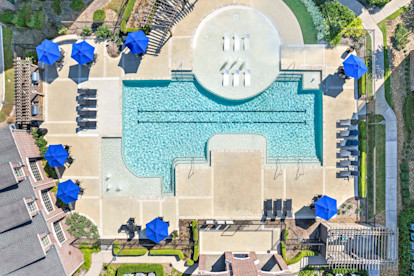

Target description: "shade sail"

left=36, top=39, right=61, bottom=65
left=57, top=180, right=80, bottom=204
left=125, top=30, right=149, bottom=54
left=71, top=41, right=95, bottom=65
left=343, top=54, right=368, bottom=80
left=315, top=195, right=337, bottom=221
left=44, top=144, right=68, bottom=167
left=146, top=218, right=168, bottom=243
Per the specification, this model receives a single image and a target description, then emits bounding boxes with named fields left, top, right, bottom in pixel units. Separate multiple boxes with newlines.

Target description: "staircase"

left=171, top=70, right=194, bottom=82
left=276, top=73, right=303, bottom=82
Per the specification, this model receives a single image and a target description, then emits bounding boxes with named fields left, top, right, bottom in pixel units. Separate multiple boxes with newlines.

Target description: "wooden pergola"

left=14, top=57, right=32, bottom=129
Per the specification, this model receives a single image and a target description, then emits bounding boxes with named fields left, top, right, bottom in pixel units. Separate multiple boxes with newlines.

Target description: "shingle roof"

left=0, top=127, right=21, bottom=163
left=1, top=234, right=45, bottom=275
left=0, top=211, right=49, bottom=249
left=0, top=162, right=18, bottom=190
left=8, top=245, right=67, bottom=276
left=0, top=199, right=32, bottom=233
left=0, top=177, right=36, bottom=204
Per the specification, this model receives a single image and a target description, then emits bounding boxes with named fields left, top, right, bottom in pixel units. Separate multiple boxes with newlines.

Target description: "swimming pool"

left=122, top=80, right=322, bottom=192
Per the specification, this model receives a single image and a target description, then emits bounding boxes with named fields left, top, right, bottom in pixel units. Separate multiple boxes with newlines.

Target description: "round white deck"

left=193, top=6, right=280, bottom=100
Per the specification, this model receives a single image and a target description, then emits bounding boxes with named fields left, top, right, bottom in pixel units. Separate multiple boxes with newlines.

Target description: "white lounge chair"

left=244, top=34, right=250, bottom=51
left=233, top=70, right=239, bottom=87
left=224, top=33, right=230, bottom=52
left=223, top=69, right=230, bottom=87
left=245, top=69, right=251, bottom=87
left=234, top=33, right=240, bottom=52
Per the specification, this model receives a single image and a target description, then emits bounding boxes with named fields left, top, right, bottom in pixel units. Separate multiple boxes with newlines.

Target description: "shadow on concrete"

left=294, top=218, right=317, bottom=230
left=323, top=74, right=346, bottom=98
left=293, top=207, right=316, bottom=222
left=118, top=52, right=141, bottom=74
left=69, top=65, right=90, bottom=83
left=43, top=64, right=59, bottom=84
left=184, top=263, right=199, bottom=275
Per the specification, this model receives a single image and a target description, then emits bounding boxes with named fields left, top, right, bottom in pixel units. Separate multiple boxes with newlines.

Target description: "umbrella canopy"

left=71, top=41, right=95, bottom=65
left=343, top=54, right=368, bottom=80
left=44, top=144, right=68, bottom=167
left=125, top=30, right=149, bottom=54
left=315, top=195, right=337, bottom=221
left=36, top=39, right=61, bottom=65
left=146, top=218, right=169, bottom=243
left=57, top=180, right=80, bottom=204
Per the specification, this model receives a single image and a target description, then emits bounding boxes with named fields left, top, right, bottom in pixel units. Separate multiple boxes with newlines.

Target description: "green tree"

left=0, top=11, right=15, bottom=24
left=93, top=9, right=106, bottom=22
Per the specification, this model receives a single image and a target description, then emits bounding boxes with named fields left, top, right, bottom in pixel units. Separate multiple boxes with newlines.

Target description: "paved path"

left=86, top=250, right=192, bottom=276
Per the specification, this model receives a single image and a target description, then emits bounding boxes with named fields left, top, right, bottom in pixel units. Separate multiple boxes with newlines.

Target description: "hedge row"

left=399, top=207, right=414, bottom=276
left=112, top=240, right=148, bottom=256
left=193, top=244, right=199, bottom=262
left=286, top=250, right=317, bottom=265
left=400, top=160, right=411, bottom=206
left=149, top=249, right=184, bottom=260
left=116, top=264, right=164, bottom=276
left=359, top=121, right=367, bottom=198
left=120, top=0, right=137, bottom=33
left=281, top=241, right=287, bottom=262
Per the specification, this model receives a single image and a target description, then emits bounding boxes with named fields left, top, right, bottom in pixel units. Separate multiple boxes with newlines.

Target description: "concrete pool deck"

left=41, top=0, right=357, bottom=239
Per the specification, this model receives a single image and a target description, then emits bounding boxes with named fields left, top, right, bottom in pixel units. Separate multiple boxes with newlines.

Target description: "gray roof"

left=0, top=199, right=32, bottom=233
left=8, top=245, right=67, bottom=276
left=0, top=177, right=36, bottom=204
left=1, top=234, right=45, bottom=275
left=0, top=127, right=21, bottom=164
left=0, top=211, right=49, bottom=250
left=0, top=162, right=18, bottom=190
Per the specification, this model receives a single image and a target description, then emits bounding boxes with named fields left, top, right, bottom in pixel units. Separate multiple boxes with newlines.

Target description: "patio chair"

left=78, top=99, right=97, bottom=106
left=265, top=199, right=274, bottom=219
left=78, top=120, right=97, bottom=128
left=223, top=69, right=230, bottom=87
left=339, top=170, right=360, bottom=178
left=339, top=160, right=360, bottom=167
left=224, top=33, right=230, bottom=52
left=233, top=69, right=239, bottom=87
left=245, top=69, right=251, bottom=88
left=285, top=199, right=292, bottom=218
left=339, top=140, right=360, bottom=147
left=78, top=109, right=97, bottom=117
left=78, top=88, right=97, bottom=97
left=274, top=199, right=282, bottom=218
left=339, top=119, right=359, bottom=127
left=234, top=33, right=240, bottom=52
left=338, top=130, right=360, bottom=137
left=244, top=34, right=250, bottom=51
left=340, top=145, right=359, bottom=151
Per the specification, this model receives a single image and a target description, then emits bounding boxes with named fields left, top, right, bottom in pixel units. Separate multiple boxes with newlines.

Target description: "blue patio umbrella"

left=57, top=180, right=80, bottom=204
left=343, top=54, right=368, bottom=80
left=125, top=30, right=149, bottom=54
left=146, top=218, right=169, bottom=243
left=315, top=195, right=337, bottom=221
left=44, top=144, right=68, bottom=167
left=36, top=39, right=61, bottom=65
left=71, top=41, right=95, bottom=65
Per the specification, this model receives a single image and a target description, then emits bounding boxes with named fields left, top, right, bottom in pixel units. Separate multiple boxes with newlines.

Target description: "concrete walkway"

left=86, top=250, right=192, bottom=276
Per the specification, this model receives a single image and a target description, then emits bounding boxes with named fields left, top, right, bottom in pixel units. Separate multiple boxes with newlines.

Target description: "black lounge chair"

left=339, top=140, right=360, bottom=147
left=265, top=200, right=274, bottom=220
left=78, top=120, right=97, bottom=128
left=274, top=199, right=282, bottom=218
left=339, top=150, right=360, bottom=157
left=285, top=199, right=292, bottom=218
left=339, top=170, right=360, bottom=178
left=339, top=160, right=360, bottom=167
left=78, top=99, right=97, bottom=106
left=339, top=130, right=360, bottom=137
left=340, top=145, right=359, bottom=151
left=78, top=109, right=97, bottom=117
left=338, top=119, right=359, bottom=127
left=78, top=88, right=97, bottom=97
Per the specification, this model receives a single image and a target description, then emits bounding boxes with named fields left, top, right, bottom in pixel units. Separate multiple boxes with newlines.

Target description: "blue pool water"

left=122, top=80, right=322, bottom=192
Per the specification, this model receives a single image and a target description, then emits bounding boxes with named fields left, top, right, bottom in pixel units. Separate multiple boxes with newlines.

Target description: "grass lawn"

left=377, top=6, right=408, bottom=109
left=0, top=26, right=14, bottom=122
left=103, top=0, right=123, bottom=13
left=367, top=115, right=386, bottom=218
left=282, top=0, right=318, bottom=44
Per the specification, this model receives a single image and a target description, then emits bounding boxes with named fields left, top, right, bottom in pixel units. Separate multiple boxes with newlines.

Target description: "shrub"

left=81, top=26, right=93, bottom=36
left=93, top=9, right=106, bottom=22
left=193, top=244, right=199, bottom=261
left=24, top=50, right=38, bottom=64
left=1, top=11, right=15, bottom=24
left=403, top=197, right=411, bottom=205
left=58, top=27, right=68, bottom=35
left=113, top=240, right=148, bottom=256
left=120, top=0, right=137, bottom=33
left=149, top=249, right=184, bottom=260
left=401, top=172, right=409, bottom=181
left=359, top=121, right=367, bottom=198
left=321, top=1, right=356, bottom=42
left=392, top=23, right=410, bottom=50
left=192, top=220, right=198, bottom=242
left=282, top=228, right=289, bottom=241
left=402, top=189, right=411, bottom=198
left=358, top=66, right=366, bottom=96
left=404, top=94, right=413, bottom=132
left=402, top=181, right=409, bottom=190
left=53, top=0, right=62, bottom=15
left=400, top=162, right=409, bottom=172
left=71, top=0, right=84, bottom=11
left=127, top=27, right=140, bottom=33
left=281, top=241, right=287, bottom=261
left=115, top=264, right=164, bottom=276
left=341, top=18, right=365, bottom=40
left=367, top=0, right=391, bottom=7
left=299, top=0, right=327, bottom=41
left=186, top=259, right=194, bottom=266
left=286, top=250, right=318, bottom=265
left=96, top=25, right=112, bottom=39
left=32, top=10, right=46, bottom=30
